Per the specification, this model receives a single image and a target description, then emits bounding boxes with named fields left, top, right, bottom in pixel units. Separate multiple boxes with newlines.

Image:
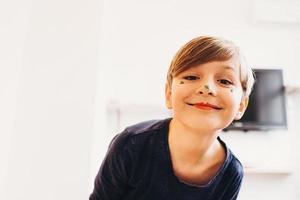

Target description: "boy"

left=90, top=36, right=255, bottom=200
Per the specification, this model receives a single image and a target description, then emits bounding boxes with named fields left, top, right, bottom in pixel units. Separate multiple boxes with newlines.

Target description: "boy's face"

left=165, top=59, right=249, bottom=132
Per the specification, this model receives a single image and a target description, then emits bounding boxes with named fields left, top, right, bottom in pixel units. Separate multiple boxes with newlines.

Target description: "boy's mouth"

left=186, top=102, right=222, bottom=110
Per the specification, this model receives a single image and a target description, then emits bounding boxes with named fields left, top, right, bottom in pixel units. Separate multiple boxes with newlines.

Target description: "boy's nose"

left=196, top=84, right=217, bottom=96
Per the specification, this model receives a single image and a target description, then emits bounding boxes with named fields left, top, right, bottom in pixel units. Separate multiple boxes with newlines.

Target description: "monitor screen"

left=225, top=69, right=287, bottom=131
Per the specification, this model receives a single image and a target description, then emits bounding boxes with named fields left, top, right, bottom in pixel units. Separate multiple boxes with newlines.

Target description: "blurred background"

left=1, top=0, right=300, bottom=199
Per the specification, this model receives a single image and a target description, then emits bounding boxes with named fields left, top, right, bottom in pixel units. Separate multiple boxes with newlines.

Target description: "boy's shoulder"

left=124, top=118, right=170, bottom=134
left=218, top=137, right=244, bottom=177
left=109, top=118, right=171, bottom=151
left=227, top=152, right=244, bottom=179
left=226, top=149, right=244, bottom=178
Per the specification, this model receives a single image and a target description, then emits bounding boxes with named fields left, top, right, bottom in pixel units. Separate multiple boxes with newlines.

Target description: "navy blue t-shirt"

left=90, top=118, right=244, bottom=200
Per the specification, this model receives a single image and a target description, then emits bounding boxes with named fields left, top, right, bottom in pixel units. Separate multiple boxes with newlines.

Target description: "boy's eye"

left=218, top=79, right=233, bottom=85
left=183, top=75, right=199, bottom=80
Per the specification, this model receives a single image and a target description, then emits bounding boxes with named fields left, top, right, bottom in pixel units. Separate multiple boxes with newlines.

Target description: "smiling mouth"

left=186, top=102, right=222, bottom=110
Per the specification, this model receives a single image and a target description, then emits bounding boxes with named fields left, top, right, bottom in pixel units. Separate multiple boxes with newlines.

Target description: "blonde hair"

left=167, top=36, right=255, bottom=97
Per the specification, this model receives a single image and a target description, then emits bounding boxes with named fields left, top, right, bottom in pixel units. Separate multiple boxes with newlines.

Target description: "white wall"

left=0, top=0, right=100, bottom=199
left=93, top=0, right=300, bottom=199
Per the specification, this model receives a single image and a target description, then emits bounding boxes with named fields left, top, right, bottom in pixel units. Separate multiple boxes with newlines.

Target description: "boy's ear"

left=234, top=96, right=249, bottom=120
left=165, top=82, right=173, bottom=109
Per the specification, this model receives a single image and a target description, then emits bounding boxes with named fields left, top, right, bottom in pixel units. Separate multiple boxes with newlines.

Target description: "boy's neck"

left=168, top=118, right=222, bottom=165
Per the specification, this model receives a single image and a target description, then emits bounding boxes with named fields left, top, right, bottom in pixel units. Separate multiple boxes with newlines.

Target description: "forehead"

left=181, top=59, right=240, bottom=74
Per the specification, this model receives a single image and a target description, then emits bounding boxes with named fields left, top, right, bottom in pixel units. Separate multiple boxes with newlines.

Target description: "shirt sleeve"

left=89, top=133, right=132, bottom=200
